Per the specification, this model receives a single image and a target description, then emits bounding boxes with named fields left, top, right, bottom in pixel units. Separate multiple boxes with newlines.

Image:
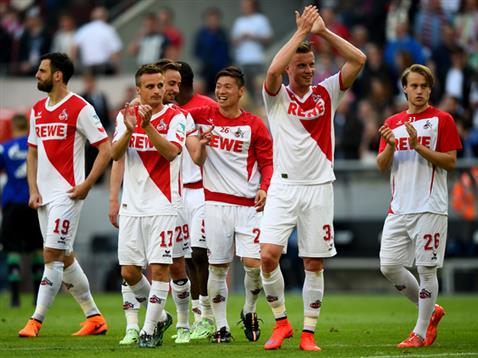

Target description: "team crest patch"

left=123, top=301, right=135, bottom=310
left=212, top=295, right=226, bottom=303
left=309, top=299, right=322, bottom=309
left=149, top=295, right=163, bottom=304
left=156, top=119, right=167, bottom=131
left=423, top=120, right=432, bottom=129
left=59, top=109, right=68, bottom=121
left=419, top=289, right=432, bottom=299
left=234, top=128, right=245, bottom=138
left=40, top=277, right=53, bottom=286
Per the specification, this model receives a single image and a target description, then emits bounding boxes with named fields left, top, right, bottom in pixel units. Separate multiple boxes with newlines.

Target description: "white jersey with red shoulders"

left=378, top=106, right=462, bottom=215
left=262, top=72, right=345, bottom=185
left=28, top=92, right=108, bottom=204
left=179, top=94, right=218, bottom=185
left=189, top=106, right=273, bottom=206
left=113, top=104, right=186, bottom=216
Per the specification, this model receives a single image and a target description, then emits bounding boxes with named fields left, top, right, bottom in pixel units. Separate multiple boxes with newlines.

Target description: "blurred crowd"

left=1, top=0, right=478, bottom=160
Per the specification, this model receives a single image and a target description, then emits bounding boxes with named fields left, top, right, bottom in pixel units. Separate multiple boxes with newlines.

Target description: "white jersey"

left=262, top=73, right=345, bottom=185
left=378, top=106, right=462, bottom=215
left=28, top=92, right=108, bottom=204
left=113, top=104, right=186, bottom=216
left=189, top=106, right=273, bottom=206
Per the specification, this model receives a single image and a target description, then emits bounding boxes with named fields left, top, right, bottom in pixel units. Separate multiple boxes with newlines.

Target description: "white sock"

left=303, top=270, right=324, bottom=332
left=141, top=280, right=169, bottom=335
left=191, top=299, right=201, bottom=322
left=171, top=279, right=191, bottom=329
left=199, top=295, right=213, bottom=321
left=32, top=261, right=64, bottom=322
left=243, top=266, right=262, bottom=314
left=207, top=266, right=229, bottom=329
left=261, top=266, right=287, bottom=319
left=380, top=265, right=419, bottom=305
left=129, top=274, right=151, bottom=305
left=121, top=281, right=140, bottom=331
left=414, top=266, right=439, bottom=339
left=62, top=259, right=100, bottom=317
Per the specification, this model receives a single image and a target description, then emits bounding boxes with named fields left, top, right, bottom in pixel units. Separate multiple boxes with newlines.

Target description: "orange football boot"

left=18, top=319, right=42, bottom=337
left=424, top=304, right=445, bottom=346
left=264, top=318, right=293, bottom=350
left=397, top=332, right=424, bottom=348
left=299, top=331, right=321, bottom=351
left=72, top=314, right=108, bottom=336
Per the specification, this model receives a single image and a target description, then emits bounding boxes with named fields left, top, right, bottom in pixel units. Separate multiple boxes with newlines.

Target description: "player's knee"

left=303, top=257, right=323, bottom=272
left=260, top=249, right=280, bottom=271
left=121, top=266, right=142, bottom=285
left=380, top=264, right=399, bottom=279
left=417, top=265, right=437, bottom=283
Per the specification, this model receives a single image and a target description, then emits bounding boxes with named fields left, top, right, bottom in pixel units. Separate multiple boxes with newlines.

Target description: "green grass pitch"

left=1, top=292, right=477, bottom=357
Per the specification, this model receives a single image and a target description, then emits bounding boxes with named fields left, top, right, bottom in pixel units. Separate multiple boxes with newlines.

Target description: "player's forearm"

left=143, top=125, right=180, bottom=161
left=266, top=29, right=308, bottom=92
left=109, top=158, right=124, bottom=202
left=111, top=133, right=131, bottom=161
left=376, top=145, right=395, bottom=172
left=415, top=146, right=457, bottom=171
left=259, top=164, right=273, bottom=192
left=27, top=147, right=39, bottom=195
left=189, top=142, right=207, bottom=166
left=84, top=141, right=112, bottom=188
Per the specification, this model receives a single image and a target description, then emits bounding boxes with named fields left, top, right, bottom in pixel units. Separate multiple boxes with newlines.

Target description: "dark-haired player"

left=19, top=52, right=111, bottom=337
left=189, top=66, right=273, bottom=343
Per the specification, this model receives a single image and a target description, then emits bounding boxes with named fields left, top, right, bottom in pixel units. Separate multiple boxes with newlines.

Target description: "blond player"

left=259, top=6, right=366, bottom=351
left=377, top=64, right=462, bottom=348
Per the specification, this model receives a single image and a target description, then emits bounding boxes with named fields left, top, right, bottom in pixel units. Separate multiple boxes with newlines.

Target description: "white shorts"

left=380, top=213, right=448, bottom=268
left=260, top=182, right=337, bottom=258
left=176, top=188, right=206, bottom=260
left=205, top=203, right=261, bottom=264
left=118, top=215, right=177, bottom=266
left=37, top=198, right=83, bottom=255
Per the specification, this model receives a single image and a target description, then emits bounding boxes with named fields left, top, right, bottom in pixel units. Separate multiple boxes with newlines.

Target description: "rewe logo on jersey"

left=129, top=133, right=156, bottom=151
left=209, top=133, right=244, bottom=153
left=36, top=123, right=68, bottom=140
left=395, top=136, right=432, bottom=151
left=59, top=109, right=68, bottom=121
left=287, top=98, right=326, bottom=119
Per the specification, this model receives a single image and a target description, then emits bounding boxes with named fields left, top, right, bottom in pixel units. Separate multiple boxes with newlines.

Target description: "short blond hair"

left=401, top=64, right=434, bottom=89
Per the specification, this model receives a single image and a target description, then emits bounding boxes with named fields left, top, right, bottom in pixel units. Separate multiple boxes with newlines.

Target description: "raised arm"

left=265, top=6, right=319, bottom=94
left=311, top=14, right=366, bottom=89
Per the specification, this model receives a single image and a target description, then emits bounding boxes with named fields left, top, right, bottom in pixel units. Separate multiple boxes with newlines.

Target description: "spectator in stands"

left=127, top=12, right=168, bottom=66
left=334, top=93, right=363, bottom=160
left=445, top=47, right=475, bottom=111
left=413, top=0, right=450, bottom=52
left=355, top=43, right=396, bottom=100
left=350, top=24, right=368, bottom=52
left=454, top=0, right=478, bottom=71
left=358, top=99, right=382, bottom=163
left=194, top=7, right=231, bottom=95
left=384, top=20, right=426, bottom=74
left=310, top=6, right=351, bottom=54
left=231, top=0, right=273, bottom=103
left=431, top=23, right=456, bottom=99
left=385, top=0, right=412, bottom=42
left=17, top=7, right=51, bottom=76
left=51, top=13, right=76, bottom=60
left=73, top=6, right=122, bottom=75
left=158, top=6, right=183, bottom=60
left=0, top=17, right=13, bottom=72
left=0, top=113, right=44, bottom=307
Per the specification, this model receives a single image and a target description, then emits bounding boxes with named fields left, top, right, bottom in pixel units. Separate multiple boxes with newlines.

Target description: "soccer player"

left=175, top=61, right=217, bottom=340
left=376, top=64, right=462, bottom=348
left=19, top=52, right=111, bottom=337
left=189, top=66, right=273, bottom=343
left=259, top=6, right=366, bottom=351
left=0, top=113, right=43, bottom=307
left=112, top=64, right=186, bottom=348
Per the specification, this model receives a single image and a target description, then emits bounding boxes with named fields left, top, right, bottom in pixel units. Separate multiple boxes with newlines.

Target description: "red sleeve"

left=436, top=113, right=463, bottom=152
left=187, top=106, right=210, bottom=124
left=253, top=118, right=273, bottom=192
